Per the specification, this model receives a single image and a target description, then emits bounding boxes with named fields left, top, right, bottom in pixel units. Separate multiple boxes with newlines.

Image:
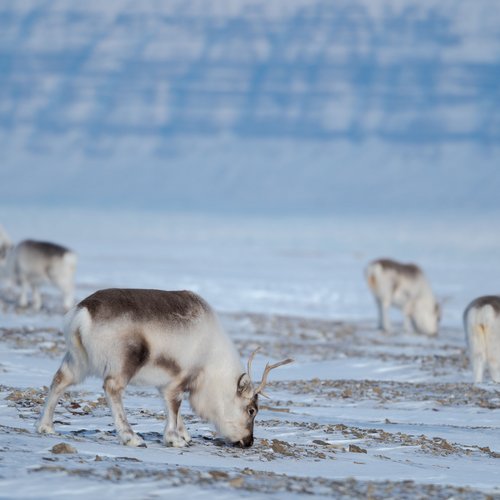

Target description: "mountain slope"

left=0, top=0, right=499, bottom=213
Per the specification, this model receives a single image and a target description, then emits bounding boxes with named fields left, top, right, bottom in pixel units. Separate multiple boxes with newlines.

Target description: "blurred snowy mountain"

left=0, top=0, right=499, bottom=213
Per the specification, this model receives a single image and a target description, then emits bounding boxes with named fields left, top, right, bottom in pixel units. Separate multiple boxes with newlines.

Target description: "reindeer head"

left=217, top=348, right=293, bottom=448
left=411, top=296, right=441, bottom=336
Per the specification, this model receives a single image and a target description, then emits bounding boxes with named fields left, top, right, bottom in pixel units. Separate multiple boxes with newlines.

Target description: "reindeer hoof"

left=37, top=423, right=56, bottom=435
left=181, top=432, right=192, bottom=444
left=164, top=432, right=189, bottom=448
left=122, top=433, right=146, bottom=448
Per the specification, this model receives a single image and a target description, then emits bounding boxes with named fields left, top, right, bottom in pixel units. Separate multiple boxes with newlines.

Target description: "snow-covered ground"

left=1, top=207, right=500, bottom=498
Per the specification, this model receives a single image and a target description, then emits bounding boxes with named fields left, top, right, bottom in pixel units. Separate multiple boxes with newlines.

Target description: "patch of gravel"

left=224, top=312, right=469, bottom=375
left=0, top=326, right=64, bottom=357
left=270, top=379, right=500, bottom=408
left=28, top=461, right=495, bottom=499
left=4, top=383, right=499, bottom=463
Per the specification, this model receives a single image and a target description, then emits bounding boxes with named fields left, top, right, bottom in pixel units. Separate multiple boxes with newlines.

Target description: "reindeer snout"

left=234, top=435, right=254, bottom=448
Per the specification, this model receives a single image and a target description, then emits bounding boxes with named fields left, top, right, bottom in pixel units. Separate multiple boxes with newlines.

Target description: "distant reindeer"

left=0, top=233, right=77, bottom=311
left=365, top=258, right=440, bottom=336
left=37, top=289, right=292, bottom=448
left=464, top=296, right=500, bottom=383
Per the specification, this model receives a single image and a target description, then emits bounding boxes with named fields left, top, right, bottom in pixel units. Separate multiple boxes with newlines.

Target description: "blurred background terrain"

left=1, top=0, right=499, bottom=214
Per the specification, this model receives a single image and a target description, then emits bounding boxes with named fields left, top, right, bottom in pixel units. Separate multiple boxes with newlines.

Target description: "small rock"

left=313, top=439, right=329, bottom=446
left=116, top=456, right=142, bottom=462
left=349, top=444, right=367, bottom=454
left=341, top=388, right=353, bottom=398
left=209, top=470, right=229, bottom=480
left=6, top=390, right=23, bottom=401
left=271, top=439, right=294, bottom=456
left=229, top=477, right=244, bottom=488
left=51, top=442, right=77, bottom=454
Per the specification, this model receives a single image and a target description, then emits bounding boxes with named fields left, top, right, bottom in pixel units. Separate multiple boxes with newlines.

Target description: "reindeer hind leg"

left=470, top=324, right=487, bottom=383
left=103, top=375, right=146, bottom=447
left=37, top=353, right=80, bottom=434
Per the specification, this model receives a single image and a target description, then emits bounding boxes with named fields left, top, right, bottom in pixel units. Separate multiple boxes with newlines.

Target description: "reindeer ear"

left=237, top=373, right=253, bottom=396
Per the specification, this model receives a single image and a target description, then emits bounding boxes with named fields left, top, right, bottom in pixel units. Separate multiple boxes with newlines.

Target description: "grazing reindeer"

left=4, top=239, right=77, bottom=311
left=37, top=289, right=292, bottom=448
left=464, top=296, right=500, bottom=383
left=365, top=258, right=440, bottom=336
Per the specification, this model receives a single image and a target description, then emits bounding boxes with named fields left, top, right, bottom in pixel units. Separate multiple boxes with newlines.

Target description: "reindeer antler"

left=254, top=357, right=293, bottom=398
left=247, top=347, right=261, bottom=379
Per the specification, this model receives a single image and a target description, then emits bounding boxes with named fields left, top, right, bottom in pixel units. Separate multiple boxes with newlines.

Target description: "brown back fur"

left=21, top=240, right=70, bottom=257
left=79, top=288, right=211, bottom=324
left=465, top=295, right=500, bottom=317
left=376, top=258, right=422, bottom=278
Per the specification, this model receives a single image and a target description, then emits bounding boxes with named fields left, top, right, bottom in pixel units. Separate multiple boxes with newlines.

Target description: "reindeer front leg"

left=158, top=385, right=191, bottom=447
left=103, top=376, right=146, bottom=447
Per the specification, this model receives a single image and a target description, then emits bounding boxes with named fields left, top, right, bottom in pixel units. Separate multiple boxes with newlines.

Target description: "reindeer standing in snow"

left=0, top=228, right=77, bottom=311
left=365, top=258, right=440, bottom=336
left=37, top=289, right=292, bottom=448
left=464, top=296, right=500, bottom=383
